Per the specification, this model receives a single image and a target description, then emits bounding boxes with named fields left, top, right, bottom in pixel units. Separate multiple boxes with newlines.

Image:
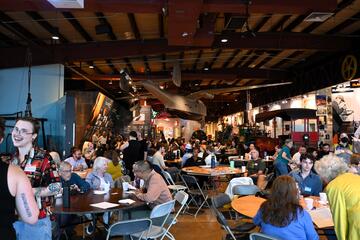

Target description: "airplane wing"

left=187, top=82, right=292, bottom=97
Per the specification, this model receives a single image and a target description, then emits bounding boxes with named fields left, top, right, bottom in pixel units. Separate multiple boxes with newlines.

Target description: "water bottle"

left=62, top=186, right=70, bottom=208
left=211, top=154, right=215, bottom=169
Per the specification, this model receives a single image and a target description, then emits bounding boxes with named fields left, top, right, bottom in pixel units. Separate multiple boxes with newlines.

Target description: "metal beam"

left=0, top=0, right=337, bottom=14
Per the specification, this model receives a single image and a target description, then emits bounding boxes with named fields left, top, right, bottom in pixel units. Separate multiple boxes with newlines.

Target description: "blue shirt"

left=276, top=146, right=291, bottom=164
left=61, top=173, right=90, bottom=193
left=254, top=209, right=319, bottom=240
left=64, top=157, right=88, bottom=170
left=289, top=170, right=322, bottom=196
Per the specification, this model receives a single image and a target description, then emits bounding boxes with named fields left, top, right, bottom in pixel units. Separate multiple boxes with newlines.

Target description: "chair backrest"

left=106, top=218, right=151, bottom=240
left=163, top=171, right=175, bottom=185
left=150, top=200, right=176, bottom=219
left=232, top=184, right=260, bottom=196
left=181, top=174, right=199, bottom=188
left=249, top=232, right=280, bottom=240
left=211, top=193, right=231, bottom=209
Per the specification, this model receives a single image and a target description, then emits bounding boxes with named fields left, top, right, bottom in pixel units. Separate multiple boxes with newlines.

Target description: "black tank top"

left=0, top=161, right=16, bottom=239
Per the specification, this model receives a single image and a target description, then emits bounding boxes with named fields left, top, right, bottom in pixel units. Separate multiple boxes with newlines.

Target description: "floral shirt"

left=12, top=148, right=60, bottom=219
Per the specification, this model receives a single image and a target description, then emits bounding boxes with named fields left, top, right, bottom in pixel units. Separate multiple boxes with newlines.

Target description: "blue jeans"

left=274, top=161, right=289, bottom=176
left=13, top=217, right=52, bottom=240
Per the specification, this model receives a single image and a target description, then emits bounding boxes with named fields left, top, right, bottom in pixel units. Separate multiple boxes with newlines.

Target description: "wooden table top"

left=165, top=158, right=182, bottom=163
left=182, top=165, right=245, bottom=176
left=231, top=195, right=334, bottom=228
left=73, top=168, right=92, bottom=179
left=52, top=188, right=146, bottom=215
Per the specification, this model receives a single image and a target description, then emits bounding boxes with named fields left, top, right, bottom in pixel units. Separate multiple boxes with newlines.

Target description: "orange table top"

left=182, top=165, right=245, bottom=176
left=231, top=195, right=334, bottom=228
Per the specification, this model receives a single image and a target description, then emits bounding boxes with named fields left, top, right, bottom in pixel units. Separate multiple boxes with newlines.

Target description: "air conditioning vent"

left=47, top=0, right=84, bottom=9
left=304, top=12, right=333, bottom=22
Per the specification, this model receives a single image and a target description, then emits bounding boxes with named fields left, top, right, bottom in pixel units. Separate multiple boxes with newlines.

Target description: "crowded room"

left=1, top=1, right=360, bottom=240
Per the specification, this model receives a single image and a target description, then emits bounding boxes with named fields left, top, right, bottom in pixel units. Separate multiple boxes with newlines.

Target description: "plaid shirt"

left=12, top=148, right=60, bottom=219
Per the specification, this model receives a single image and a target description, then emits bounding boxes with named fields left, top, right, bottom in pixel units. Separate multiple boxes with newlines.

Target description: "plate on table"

left=94, top=190, right=107, bottom=195
left=199, top=165, right=211, bottom=168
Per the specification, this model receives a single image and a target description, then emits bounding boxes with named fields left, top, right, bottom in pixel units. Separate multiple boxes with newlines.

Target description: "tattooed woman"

left=10, top=117, right=61, bottom=240
left=0, top=118, right=39, bottom=239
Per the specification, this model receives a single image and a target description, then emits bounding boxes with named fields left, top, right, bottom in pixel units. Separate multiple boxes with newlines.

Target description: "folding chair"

left=160, top=191, right=189, bottom=240
left=249, top=232, right=280, bottom=240
left=163, top=170, right=187, bottom=194
left=232, top=185, right=260, bottom=196
left=181, top=174, right=211, bottom=217
left=132, top=200, right=176, bottom=239
left=106, top=218, right=151, bottom=240
left=211, top=193, right=255, bottom=240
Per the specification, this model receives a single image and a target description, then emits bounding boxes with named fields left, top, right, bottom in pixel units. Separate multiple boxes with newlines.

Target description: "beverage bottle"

left=211, top=154, right=216, bottom=169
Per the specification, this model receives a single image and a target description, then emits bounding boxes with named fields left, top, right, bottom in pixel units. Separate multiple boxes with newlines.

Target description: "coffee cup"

left=304, top=198, right=314, bottom=210
left=241, top=166, right=246, bottom=172
left=122, top=182, right=129, bottom=191
left=319, top=192, right=327, bottom=203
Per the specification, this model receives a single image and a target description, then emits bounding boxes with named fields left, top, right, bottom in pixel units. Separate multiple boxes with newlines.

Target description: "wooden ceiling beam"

left=1, top=33, right=359, bottom=69
left=0, top=0, right=337, bottom=14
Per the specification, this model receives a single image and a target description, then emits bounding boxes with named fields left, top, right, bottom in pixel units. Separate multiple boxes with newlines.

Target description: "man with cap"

left=120, top=131, right=142, bottom=180
left=181, top=143, right=194, bottom=167
left=334, top=133, right=353, bottom=164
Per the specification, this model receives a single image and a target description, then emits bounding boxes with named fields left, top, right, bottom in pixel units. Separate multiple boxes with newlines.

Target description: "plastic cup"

left=304, top=198, right=314, bottom=210
left=240, top=155, right=244, bottom=160
left=230, top=161, right=235, bottom=169
left=122, top=182, right=129, bottom=191
left=319, top=192, right=327, bottom=203
left=241, top=166, right=246, bottom=173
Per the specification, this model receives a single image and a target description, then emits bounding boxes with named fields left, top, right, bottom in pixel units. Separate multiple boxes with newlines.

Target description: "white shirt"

left=205, top=153, right=217, bottom=165
left=152, top=151, right=166, bottom=169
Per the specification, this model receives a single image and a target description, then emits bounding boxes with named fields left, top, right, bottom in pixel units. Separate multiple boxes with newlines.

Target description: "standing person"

left=91, top=130, right=100, bottom=149
left=254, top=176, right=319, bottom=240
left=289, top=154, right=322, bottom=196
left=0, top=118, right=39, bottom=239
left=274, top=139, right=293, bottom=176
left=98, top=131, right=108, bottom=147
left=64, top=147, right=88, bottom=171
left=315, top=155, right=360, bottom=240
left=120, top=131, right=142, bottom=180
left=11, top=117, right=61, bottom=240
left=137, top=131, right=148, bottom=161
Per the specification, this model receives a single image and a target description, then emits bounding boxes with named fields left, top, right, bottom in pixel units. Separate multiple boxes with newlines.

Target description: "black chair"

left=211, top=193, right=256, bottom=240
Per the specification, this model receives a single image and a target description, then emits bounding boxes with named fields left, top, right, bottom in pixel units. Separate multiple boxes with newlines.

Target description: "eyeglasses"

left=60, top=169, right=72, bottom=173
left=12, top=127, right=33, bottom=135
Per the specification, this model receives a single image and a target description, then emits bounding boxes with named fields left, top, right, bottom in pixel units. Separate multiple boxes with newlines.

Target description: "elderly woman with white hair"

left=85, top=157, right=114, bottom=234
left=315, top=154, right=360, bottom=240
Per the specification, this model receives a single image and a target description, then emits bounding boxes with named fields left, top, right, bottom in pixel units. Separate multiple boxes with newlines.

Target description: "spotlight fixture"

left=89, top=65, right=94, bottom=69
left=109, top=80, right=113, bottom=85
left=203, top=62, right=210, bottom=71
left=51, top=27, right=60, bottom=40
left=52, top=35, right=59, bottom=40
left=221, top=38, right=228, bottom=43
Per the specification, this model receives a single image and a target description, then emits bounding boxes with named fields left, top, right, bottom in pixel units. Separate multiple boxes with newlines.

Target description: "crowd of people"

left=1, top=116, right=360, bottom=240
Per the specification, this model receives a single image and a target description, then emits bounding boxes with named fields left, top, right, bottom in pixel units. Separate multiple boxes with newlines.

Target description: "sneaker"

left=86, top=222, right=95, bottom=235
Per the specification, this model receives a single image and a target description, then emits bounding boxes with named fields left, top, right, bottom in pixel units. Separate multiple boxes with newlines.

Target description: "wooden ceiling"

left=1, top=0, right=360, bottom=119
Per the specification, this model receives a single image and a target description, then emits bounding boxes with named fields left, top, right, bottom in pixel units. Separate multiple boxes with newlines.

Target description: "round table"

left=53, top=188, right=146, bottom=215
left=231, top=195, right=334, bottom=228
left=182, top=165, right=245, bottom=177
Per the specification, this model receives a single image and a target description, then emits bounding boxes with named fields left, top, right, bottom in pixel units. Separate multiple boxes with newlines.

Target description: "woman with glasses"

left=11, top=117, right=61, bottom=240
left=0, top=118, right=39, bottom=239
left=253, top=176, right=319, bottom=240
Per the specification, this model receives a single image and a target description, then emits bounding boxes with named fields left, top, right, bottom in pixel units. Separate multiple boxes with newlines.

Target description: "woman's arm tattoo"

left=20, top=193, right=32, bottom=218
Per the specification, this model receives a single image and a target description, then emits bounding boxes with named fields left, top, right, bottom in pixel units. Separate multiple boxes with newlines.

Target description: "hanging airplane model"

left=142, top=80, right=292, bottom=121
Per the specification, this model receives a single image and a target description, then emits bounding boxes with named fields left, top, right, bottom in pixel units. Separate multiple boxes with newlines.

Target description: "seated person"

left=246, top=150, right=266, bottom=184
left=65, top=147, right=88, bottom=171
left=254, top=176, right=319, bottom=240
left=181, top=144, right=196, bottom=167
left=104, top=149, right=123, bottom=180
left=204, top=145, right=217, bottom=166
left=152, top=144, right=167, bottom=170
left=85, top=157, right=114, bottom=234
left=56, top=162, right=90, bottom=237
left=289, top=145, right=307, bottom=171
left=289, top=154, right=322, bottom=196
left=129, top=161, right=173, bottom=225
left=349, top=153, right=360, bottom=174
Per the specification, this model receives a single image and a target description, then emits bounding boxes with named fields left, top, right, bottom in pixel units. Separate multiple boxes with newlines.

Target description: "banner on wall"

left=332, top=82, right=360, bottom=134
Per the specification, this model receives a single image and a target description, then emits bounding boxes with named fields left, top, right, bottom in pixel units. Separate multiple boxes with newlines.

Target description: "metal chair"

left=160, top=191, right=189, bottom=240
left=181, top=174, right=211, bottom=217
left=232, top=184, right=260, bottom=196
left=163, top=170, right=187, bottom=193
left=106, top=218, right=151, bottom=240
left=211, top=193, right=255, bottom=240
left=249, top=232, right=281, bottom=240
left=132, top=200, right=176, bottom=239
